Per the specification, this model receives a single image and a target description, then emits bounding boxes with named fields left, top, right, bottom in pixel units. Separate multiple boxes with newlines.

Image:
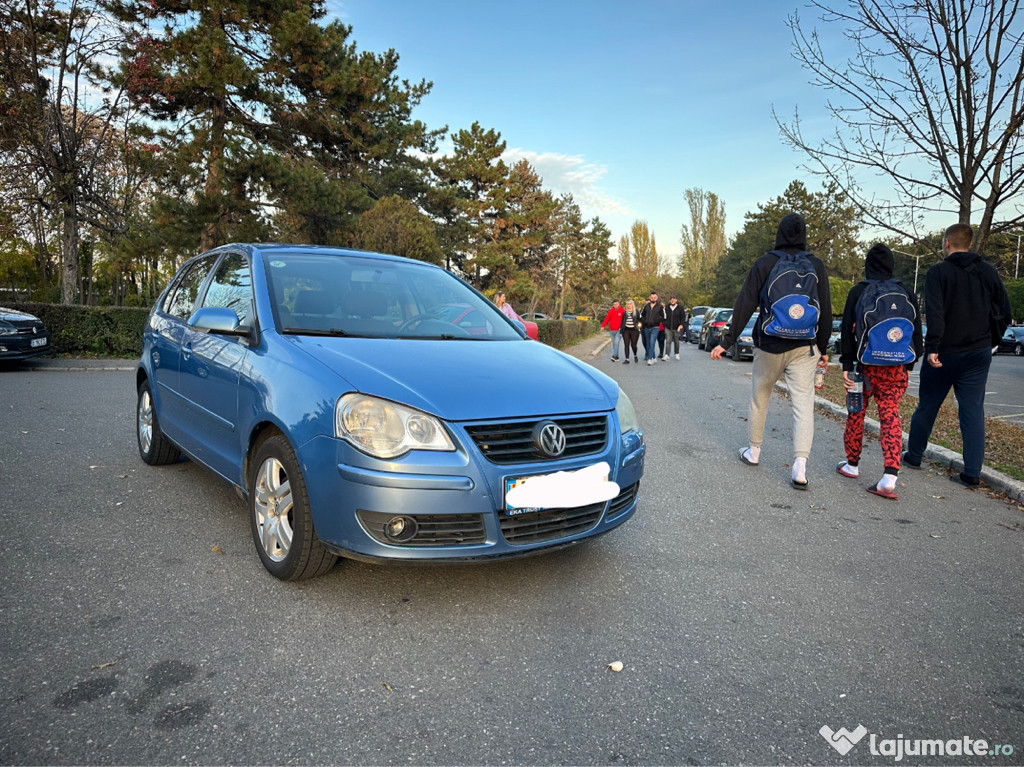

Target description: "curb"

left=777, top=381, right=1024, bottom=504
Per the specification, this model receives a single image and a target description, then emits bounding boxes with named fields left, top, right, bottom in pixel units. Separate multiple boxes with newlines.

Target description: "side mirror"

left=188, top=306, right=247, bottom=336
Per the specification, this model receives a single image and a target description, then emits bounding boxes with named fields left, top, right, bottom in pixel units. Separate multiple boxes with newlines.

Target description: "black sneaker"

left=949, top=472, right=981, bottom=488
left=611, top=356, right=619, bottom=361
left=901, top=451, right=922, bottom=469
left=623, top=359, right=630, bottom=364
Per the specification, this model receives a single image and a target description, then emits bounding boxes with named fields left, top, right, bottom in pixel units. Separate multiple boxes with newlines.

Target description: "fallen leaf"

left=931, top=495, right=946, bottom=500
left=929, top=534, right=942, bottom=538
left=92, top=661, right=117, bottom=669
left=607, top=661, right=624, bottom=672
left=381, top=682, right=393, bottom=691
left=211, top=546, right=223, bottom=553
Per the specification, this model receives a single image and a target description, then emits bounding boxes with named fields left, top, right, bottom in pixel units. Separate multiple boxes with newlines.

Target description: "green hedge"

left=6, top=304, right=601, bottom=357
left=536, top=319, right=600, bottom=349
left=8, top=302, right=149, bottom=357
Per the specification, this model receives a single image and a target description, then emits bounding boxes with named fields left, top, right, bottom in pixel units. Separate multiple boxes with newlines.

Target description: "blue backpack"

left=759, top=250, right=820, bottom=340
left=854, top=279, right=917, bottom=366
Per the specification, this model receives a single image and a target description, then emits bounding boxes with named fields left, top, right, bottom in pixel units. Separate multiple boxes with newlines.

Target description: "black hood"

left=947, top=250, right=981, bottom=269
left=774, top=213, right=807, bottom=251
left=864, top=243, right=894, bottom=280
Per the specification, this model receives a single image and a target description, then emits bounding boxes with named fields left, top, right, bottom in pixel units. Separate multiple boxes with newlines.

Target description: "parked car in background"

left=730, top=312, right=759, bottom=360
left=828, top=319, right=842, bottom=355
left=0, top=306, right=51, bottom=362
left=521, top=312, right=550, bottom=321
left=699, top=308, right=732, bottom=350
left=689, top=306, right=711, bottom=327
left=136, top=244, right=645, bottom=580
left=996, top=326, right=1024, bottom=356
left=686, top=315, right=704, bottom=344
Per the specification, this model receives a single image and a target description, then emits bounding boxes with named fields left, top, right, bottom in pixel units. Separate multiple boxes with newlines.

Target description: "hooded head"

left=864, top=243, right=894, bottom=280
left=774, top=213, right=807, bottom=251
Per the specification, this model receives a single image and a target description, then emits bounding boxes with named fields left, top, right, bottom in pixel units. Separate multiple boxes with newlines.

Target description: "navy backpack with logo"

left=759, top=250, right=820, bottom=340
left=854, top=278, right=917, bottom=366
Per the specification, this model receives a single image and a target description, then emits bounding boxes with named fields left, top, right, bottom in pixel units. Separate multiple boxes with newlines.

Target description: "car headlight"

left=739, top=335, right=753, bottom=343
left=615, top=388, right=641, bottom=435
left=0, top=322, right=17, bottom=336
left=335, top=393, right=454, bottom=459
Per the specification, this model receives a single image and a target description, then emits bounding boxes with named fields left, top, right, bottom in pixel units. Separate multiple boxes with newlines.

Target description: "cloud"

left=502, top=148, right=632, bottom=220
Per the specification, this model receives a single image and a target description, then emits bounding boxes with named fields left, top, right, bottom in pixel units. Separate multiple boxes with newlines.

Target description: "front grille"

left=357, top=510, right=486, bottom=547
left=500, top=502, right=604, bottom=545
left=464, top=415, right=608, bottom=465
left=606, top=481, right=640, bottom=519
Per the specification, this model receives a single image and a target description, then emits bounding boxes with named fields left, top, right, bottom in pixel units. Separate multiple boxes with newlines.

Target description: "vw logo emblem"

left=533, top=421, right=567, bottom=457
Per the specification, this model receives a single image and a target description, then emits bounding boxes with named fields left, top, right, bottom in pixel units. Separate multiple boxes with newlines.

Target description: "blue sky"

left=331, top=0, right=840, bottom=263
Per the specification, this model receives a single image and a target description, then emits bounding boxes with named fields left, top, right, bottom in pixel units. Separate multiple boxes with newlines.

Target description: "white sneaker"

left=662, top=354, right=669, bottom=361
left=647, top=359, right=653, bottom=366
left=675, top=353, right=680, bottom=360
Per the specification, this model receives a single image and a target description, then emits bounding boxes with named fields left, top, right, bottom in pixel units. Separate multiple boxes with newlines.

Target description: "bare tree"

left=1, top=0, right=132, bottom=303
left=776, top=0, right=1024, bottom=253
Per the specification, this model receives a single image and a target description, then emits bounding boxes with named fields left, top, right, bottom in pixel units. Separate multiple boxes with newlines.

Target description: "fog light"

left=384, top=515, right=417, bottom=542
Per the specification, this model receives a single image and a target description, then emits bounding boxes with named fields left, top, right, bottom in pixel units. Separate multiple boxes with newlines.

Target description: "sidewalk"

left=569, top=333, right=1024, bottom=504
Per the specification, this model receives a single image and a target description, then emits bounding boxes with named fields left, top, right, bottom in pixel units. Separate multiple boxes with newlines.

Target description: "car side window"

left=202, top=252, right=253, bottom=326
left=164, top=255, right=218, bottom=320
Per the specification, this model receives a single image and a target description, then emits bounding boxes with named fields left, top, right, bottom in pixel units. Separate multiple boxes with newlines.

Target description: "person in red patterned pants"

left=836, top=244, right=923, bottom=499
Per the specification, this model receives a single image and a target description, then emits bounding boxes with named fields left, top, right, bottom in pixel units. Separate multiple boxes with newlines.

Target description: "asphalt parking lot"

left=1, top=347, right=1022, bottom=765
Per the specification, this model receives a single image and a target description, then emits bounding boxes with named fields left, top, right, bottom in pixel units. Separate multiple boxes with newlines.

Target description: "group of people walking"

left=601, top=293, right=689, bottom=365
left=707, top=213, right=1011, bottom=499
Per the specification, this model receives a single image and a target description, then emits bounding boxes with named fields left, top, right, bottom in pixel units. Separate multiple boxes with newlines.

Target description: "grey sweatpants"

left=749, top=345, right=820, bottom=459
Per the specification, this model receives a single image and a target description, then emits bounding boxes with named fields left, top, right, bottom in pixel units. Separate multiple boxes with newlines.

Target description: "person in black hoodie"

left=835, top=244, right=923, bottom=499
left=712, top=212, right=832, bottom=489
left=904, top=223, right=1011, bottom=488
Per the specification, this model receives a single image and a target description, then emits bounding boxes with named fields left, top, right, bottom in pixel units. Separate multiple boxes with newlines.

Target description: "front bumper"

left=0, top=333, right=51, bottom=360
left=297, top=423, right=645, bottom=561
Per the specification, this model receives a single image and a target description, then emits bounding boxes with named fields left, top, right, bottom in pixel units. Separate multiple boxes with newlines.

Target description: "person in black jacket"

left=835, top=244, right=923, bottom=499
left=638, top=292, right=665, bottom=366
left=904, top=223, right=1011, bottom=488
left=712, top=213, right=832, bottom=489
left=663, top=296, right=686, bottom=359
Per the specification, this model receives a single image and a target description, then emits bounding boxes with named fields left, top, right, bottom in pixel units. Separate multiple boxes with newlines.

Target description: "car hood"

left=0, top=307, right=40, bottom=322
left=288, top=336, right=618, bottom=421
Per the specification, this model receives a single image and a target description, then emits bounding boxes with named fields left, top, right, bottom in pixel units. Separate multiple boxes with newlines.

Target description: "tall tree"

left=551, top=194, right=613, bottom=317
left=777, top=0, right=1024, bottom=253
left=1, top=0, right=135, bottom=303
left=678, top=188, right=726, bottom=299
left=110, top=0, right=438, bottom=252
left=712, top=180, right=862, bottom=304
left=355, top=194, right=442, bottom=265
left=433, top=122, right=507, bottom=279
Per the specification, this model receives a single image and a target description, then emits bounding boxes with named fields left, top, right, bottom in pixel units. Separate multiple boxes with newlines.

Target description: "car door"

left=177, top=251, right=254, bottom=483
left=148, top=254, right=220, bottom=444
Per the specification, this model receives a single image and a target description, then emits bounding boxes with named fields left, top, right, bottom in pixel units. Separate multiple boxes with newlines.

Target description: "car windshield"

left=263, top=252, right=524, bottom=340
left=743, top=313, right=759, bottom=332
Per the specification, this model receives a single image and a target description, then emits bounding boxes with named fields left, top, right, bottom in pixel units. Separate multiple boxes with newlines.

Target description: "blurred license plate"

left=503, top=462, right=616, bottom=516
left=30, top=338, right=46, bottom=347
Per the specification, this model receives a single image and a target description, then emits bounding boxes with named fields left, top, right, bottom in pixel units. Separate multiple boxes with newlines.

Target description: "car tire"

left=1016, top=342, right=1023, bottom=357
left=249, top=434, right=337, bottom=581
left=137, top=380, right=182, bottom=465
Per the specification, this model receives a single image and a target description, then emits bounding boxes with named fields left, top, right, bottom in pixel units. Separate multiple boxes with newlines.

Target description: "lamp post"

left=891, top=249, right=934, bottom=294
left=1008, top=231, right=1023, bottom=280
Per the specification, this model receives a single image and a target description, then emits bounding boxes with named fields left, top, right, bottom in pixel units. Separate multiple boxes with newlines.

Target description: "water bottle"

left=814, top=358, right=827, bottom=389
left=846, top=363, right=864, bottom=414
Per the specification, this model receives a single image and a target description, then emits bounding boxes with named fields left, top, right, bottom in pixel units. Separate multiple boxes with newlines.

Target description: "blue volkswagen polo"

left=136, top=244, right=645, bottom=579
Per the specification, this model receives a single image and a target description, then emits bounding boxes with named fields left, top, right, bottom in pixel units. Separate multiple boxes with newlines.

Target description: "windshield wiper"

left=401, top=334, right=477, bottom=341
left=282, top=327, right=355, bottom=337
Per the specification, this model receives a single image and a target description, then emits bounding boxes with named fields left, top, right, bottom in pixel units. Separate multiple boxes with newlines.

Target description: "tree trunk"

left=61, top=202, right=79, bottom=305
